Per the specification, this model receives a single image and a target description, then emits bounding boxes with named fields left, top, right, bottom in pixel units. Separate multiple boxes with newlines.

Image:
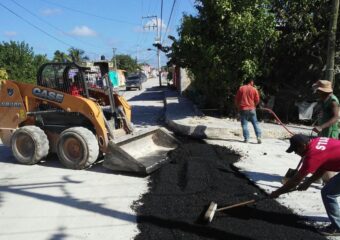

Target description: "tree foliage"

left=114, top=54, right=139, bottom=72
left=67, top=47, right=89, bottom=63
left=52, top=48, right=89, bottom=63
left=171, top=0, right=278, bottom=112
left=0, top=68, right=8, bottom=79
left=170, top=0, right=336, bottom=120
left=0, top=41, right=47, bottom=83
left=53, top=50, right=70, bottom=63
left=267, top=0, right=332, bottom=120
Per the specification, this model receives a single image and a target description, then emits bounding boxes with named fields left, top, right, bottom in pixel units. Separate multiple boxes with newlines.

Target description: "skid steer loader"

left=0, top=62, right=178, bottom=175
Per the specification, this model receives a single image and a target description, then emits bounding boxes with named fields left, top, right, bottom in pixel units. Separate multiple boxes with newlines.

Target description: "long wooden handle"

left=216, top=199, right=257, bottom=212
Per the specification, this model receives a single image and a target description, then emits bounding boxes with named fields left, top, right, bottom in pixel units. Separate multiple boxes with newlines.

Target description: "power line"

left=0, top=2, right=73, bottom=48
left=40, top=0, right=139, bottom=26
left=10, top=0, right=101, bottom=50
left=0, top=2, right=102, bottom=58
left=160, top=0, right=164, bottom=43
left=162, top=0, right=177, bottom=44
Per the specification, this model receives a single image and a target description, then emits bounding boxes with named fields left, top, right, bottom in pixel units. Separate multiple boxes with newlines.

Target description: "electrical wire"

left=10, top=0, right=101, bottom=50
left=162, top=0, right=176, bottom=44
left=40, top=0, right=139, bottom=25
left=1, top=1, right=104, bottom=58
left=0, top=2, right=73, bottom=48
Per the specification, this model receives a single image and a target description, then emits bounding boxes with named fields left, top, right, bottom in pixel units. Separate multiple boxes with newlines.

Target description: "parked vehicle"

left=125, top=72, right=146, bottom=90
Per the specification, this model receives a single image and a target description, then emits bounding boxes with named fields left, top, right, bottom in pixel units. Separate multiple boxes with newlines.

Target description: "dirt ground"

left=134, top=140, right=327, bottom=240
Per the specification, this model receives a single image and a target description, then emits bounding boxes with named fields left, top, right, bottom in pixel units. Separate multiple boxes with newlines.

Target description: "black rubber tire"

left=57, top=127, right=99, bottom=169
left=11, top=126, right=49, bottom=165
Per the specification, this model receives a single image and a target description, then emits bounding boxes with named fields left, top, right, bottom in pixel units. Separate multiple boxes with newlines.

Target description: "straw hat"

left=312, top=80, right=333, bottom=93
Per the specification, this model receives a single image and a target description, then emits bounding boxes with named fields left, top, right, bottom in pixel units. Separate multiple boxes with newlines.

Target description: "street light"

left=147, top=48, right=162, bottom=87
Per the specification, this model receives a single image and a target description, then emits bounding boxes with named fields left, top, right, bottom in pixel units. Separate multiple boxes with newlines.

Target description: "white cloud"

left=41, top=8, right=62, bottom=16
left=4, top=31, right=17, bottom=37
left=68, top=26, right=97, bottom=37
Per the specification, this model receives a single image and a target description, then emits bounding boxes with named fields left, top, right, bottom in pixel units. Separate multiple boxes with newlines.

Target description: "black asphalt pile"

left=134, top=141, right=326, bottom=240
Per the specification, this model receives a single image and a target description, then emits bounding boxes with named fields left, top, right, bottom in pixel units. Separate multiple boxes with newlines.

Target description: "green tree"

left=34, top=54, right=49, bottom=68
left=53, top=50, right=70, bottom=63
left=0, top=68, right=8, bottom=79
left=67, top=47, right=89, bottom=63
left=0, top=41, right=37, bottom=83
left=114, top=54, right=139, bottom=72
left=267, top=0, right=332, bottom=121
left=170, top=0, right=278, bottom=113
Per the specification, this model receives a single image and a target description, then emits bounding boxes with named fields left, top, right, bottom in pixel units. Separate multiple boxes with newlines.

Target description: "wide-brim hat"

left=312, top=80, right=333, bottom=93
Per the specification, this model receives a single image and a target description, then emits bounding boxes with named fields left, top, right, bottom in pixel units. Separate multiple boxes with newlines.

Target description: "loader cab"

left=37, top=62, right=89, bottom=97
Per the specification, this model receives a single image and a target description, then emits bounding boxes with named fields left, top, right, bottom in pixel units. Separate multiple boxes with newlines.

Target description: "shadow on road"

left=0, top=176, right=136, bottom=223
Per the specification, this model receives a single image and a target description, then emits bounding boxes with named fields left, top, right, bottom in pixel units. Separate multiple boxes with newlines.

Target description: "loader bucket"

left=103, top=127, right=179, bottom=174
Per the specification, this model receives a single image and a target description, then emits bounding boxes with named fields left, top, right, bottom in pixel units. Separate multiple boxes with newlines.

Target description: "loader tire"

left=57, top=127, right=99, bottom=169
left=11, top=126, right=49, bottom=165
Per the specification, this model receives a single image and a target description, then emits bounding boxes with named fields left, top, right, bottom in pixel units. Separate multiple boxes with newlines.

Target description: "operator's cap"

left=286, top=134, right=310, bottom=153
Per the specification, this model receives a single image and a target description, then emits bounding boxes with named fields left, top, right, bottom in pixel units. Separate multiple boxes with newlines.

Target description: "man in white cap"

left=270, top=134, right=340, bottom=236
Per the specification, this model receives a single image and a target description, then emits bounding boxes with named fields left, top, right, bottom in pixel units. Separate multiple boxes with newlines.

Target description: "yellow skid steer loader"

left=0, top=70, right=178, bottom=174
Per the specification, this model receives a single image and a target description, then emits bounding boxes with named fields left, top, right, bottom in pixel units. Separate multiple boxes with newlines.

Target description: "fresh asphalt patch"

left=134, top=140, right=326, bottom=240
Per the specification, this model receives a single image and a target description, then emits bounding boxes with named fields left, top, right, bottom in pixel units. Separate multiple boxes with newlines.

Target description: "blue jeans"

left=321, top=172, right=340, bottom=229
left=240, top=109, right=261, bottom=141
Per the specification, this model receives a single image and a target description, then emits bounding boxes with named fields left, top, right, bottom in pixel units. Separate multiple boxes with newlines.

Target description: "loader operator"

left=270, top=134, right=340, bottom=236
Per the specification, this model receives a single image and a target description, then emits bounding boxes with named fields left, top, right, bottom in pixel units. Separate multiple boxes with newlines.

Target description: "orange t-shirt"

left=235, top=84, right=260, bottom=110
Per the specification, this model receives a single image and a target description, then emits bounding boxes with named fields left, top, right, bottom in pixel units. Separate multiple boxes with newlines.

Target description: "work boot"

left=318, top=224, right=340, bottom=236
left=257, top=138, right=262, bottom=144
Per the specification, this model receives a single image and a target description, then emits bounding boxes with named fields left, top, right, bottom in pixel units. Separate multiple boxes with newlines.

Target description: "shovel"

left=281, top=158, right=303, bottom=184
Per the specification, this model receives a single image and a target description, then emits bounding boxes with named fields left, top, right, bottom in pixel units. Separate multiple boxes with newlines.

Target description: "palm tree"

left=67, top=47, right=89, bottom=63
left=53, top=50, right=70, bottom=63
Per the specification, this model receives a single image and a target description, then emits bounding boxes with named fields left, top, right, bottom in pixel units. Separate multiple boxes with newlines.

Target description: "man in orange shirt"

left=235, top=78, right=262, bottom=143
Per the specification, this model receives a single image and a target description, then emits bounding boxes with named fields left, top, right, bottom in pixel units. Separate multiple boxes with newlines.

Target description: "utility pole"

left=112, top=48, right=117, bottom=71
left=142, top=15, right=162, bottom=87
left=158, top=0, right=163, bottom=87
left=136, top=44, right=139, bottom=64
left=325, top=0, right=339, bottom=84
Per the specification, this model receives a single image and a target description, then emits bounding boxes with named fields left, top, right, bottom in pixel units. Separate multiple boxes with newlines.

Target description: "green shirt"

left=318, top=94, right=339, bottom=138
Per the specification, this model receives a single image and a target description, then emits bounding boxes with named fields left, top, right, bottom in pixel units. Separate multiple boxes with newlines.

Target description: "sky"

left=0, top=0, right=197, bottom=67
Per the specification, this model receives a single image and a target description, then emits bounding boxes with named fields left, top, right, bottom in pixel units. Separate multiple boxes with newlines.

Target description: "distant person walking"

left=235, top=78, right=262, bottom=143
left=312, top=80, right=339, bottom=183
left=270, top=134, right=340, bottom=236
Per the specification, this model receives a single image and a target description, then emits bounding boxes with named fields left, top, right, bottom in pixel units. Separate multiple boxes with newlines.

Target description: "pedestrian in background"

left=270, top=134, right=340, bottom=236
left=235, top=78, right=262, bottom=143
left=312, top=80, right=339, bottom=183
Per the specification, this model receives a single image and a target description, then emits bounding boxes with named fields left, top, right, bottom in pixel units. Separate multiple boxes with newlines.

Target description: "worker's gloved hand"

left=312, top=126, right=322, bottom=133
left=297, top=181, right=311, bottom=191
left=269, top=191, right=280, bottom=199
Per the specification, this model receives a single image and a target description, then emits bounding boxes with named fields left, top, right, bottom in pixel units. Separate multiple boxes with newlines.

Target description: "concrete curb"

left=164, top=91, right=312, bottom=140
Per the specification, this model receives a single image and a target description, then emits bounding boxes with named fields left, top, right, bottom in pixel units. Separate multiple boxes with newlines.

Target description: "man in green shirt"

left=312, top=80, right=339, bottom=183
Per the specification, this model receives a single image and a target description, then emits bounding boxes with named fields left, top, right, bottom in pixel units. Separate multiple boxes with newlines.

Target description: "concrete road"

left=120, top=77, right=167, bottom=129
left=0, top=77, right=166, bottom=240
